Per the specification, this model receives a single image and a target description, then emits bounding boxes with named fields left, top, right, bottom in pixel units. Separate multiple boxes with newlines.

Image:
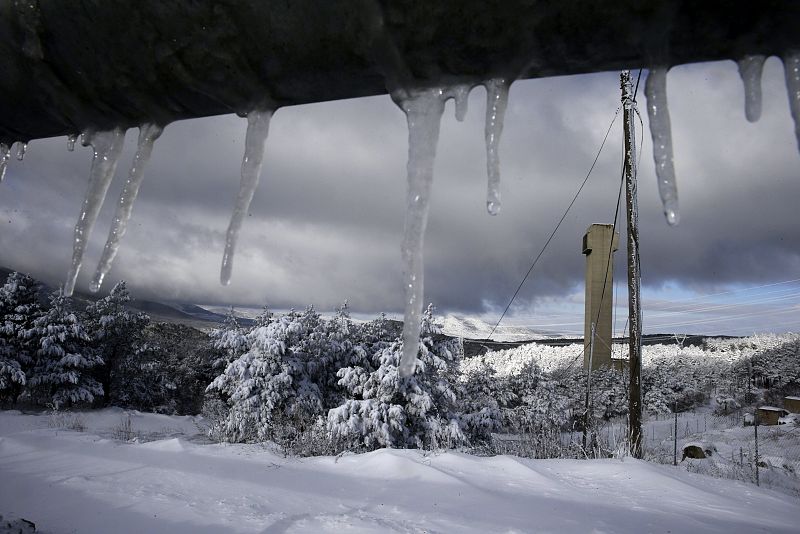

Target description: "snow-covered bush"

left=207, top=305, right=364, bottom=445
left=208, top=307, right=249, bottom=369
left=458, top=357, right=509, bottom=444
left=328, top=305, right=466, bottom=451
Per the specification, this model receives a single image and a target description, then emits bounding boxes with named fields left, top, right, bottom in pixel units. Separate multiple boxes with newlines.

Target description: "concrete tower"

left=583, top=224, right=619, bottom=370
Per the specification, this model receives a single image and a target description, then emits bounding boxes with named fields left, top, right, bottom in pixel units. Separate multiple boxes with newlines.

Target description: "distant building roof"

left=758, top=406, right=788, bottom=412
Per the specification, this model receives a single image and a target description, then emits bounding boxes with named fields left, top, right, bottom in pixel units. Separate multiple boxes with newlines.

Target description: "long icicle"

left=737, top=55, right=766, bottom=123
left=0, top=143, right=10, bottom=182
left=90, top=123, right=164, bottom=292
left=645, top=68, right=679, bottom=226
left=784, top=52, right=800, bottom=154
left=484, top=78, right=510, bottom=216
left=395, top=88, right=446, bottom=378
left=64, top=128, right=126, bottom=296
left=220, top=109, right=273, bottom=286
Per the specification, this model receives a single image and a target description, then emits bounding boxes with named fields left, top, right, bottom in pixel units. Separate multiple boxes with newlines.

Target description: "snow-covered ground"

left=1, top=410, right=798, bottom=533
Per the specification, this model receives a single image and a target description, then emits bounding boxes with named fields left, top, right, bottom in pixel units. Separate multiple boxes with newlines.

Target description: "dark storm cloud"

left=0, top=58, right=798, bottom=321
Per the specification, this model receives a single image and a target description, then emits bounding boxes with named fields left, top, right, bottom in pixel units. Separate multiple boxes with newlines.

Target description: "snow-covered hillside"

left=1, top=409, right=798, bottom=533
left=463, top=333, right=800, bottom=376
left=440, top=314, right=560, bottom=341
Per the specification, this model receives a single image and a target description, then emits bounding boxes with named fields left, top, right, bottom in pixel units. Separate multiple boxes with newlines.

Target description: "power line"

left=641, top=278, right=800, bottom=311
left=484, top=106, right=622, bottom=341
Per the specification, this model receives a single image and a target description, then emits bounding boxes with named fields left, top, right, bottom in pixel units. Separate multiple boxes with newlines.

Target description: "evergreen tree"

left=119, top=322, right=215, bottom=414
left=27, top=291, right=102, bottom=408
left=328, top=304, right=466, bottom=450
left=0, top=272, right=42, bottom=404
left=208, top=307, right=249, bottom=369
left=83, top=281, right=149, bottom=404
left=458, top=357, right=508, bottom=443
left=207, top=304, right=363, bottom=443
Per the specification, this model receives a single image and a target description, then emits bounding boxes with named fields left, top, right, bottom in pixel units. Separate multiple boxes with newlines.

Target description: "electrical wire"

left=484, top=106, right=622, bottom=341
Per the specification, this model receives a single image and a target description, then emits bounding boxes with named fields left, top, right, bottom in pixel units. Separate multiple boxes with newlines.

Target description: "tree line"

left=0, top=271, right=214, bottom=413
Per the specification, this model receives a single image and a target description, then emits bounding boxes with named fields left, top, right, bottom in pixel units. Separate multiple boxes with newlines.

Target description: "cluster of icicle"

left=54, top=109, right=273, bottom=298
left=1, top=52, right=799, bottom=377
left=61, top=125, right=164, bottom=297
left=391, top=80, right=510, bottom=376
left=645, top=52, right=800, bottom=227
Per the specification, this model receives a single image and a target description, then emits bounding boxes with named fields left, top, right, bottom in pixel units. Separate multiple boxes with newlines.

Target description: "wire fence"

left=487, top=408, right=800, bottom=498
left=622, top=408, right=799, bottom=497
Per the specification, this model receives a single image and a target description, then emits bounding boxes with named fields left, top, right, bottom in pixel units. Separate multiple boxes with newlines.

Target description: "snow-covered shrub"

left=328, top=305, right=466, bottom=451
left=26, top=291, right=103, bottom=408
left=46, top=402, right=87, bottom=432
left=208, top=307, right=249, bottom=369
left=458, top=358, right=509, bottom=444
left=207, top=305, right=363, bottom=444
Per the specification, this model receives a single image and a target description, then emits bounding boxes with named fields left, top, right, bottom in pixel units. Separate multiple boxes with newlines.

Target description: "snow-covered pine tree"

left=253, top=304, right=274, bottom=328
left=208, top=307, right=249, bottom=369
left=0, top=272, right=42, bottom=404
left=328, top=304, right=466, bottom=451
left=458, top=357, right=508, bottom=444
left=207, top=304, right=366, bottom=445
left=27, top=290, right=103, bottom=408
left=83, top=281, right=149, bottom=404
left=206, top=307, right=322, bottom=442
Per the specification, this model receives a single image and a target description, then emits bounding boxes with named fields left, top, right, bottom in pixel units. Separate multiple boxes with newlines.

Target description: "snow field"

left=1, top=409, right=799, bottom=533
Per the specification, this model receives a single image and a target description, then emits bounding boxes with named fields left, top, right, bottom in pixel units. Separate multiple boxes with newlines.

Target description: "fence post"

left=673, top=401, right=678, bottom=466
left=754, top=412, right=759, bottom=486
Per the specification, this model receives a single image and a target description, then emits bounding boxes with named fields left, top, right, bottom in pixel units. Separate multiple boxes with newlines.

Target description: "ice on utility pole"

left=644, top=68, right=679, bottom=226
left=64, top=128, right=126, bottom=297
left=90, top=123, right=164, bottom=292
left=0, top=143, right=10, bottom=182
left=784, top=52, right=800, bottom=154
left=394, top=87, right=446, bottom=378
left=737, top=55, right=766, bottom=123
left=484, top=78, right=509, bottom=216
left=15, top=142, right=27, bottom=161
left=220, top=109, right=273, bottom=286
left=67, top=134, right=77, bottom=152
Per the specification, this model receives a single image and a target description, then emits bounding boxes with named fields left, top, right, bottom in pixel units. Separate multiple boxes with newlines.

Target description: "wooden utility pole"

left=621, top=70, right=643, bottom=458
left=583, top=322, right=596, bottom=452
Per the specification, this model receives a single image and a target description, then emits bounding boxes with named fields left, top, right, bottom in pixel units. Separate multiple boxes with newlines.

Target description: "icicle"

left=394, top=87, right=447, bottom=378
left=90, top=123, right=164, bottom=292
left=484, top=78, right=509, bottom=216
left=220, top=109, right=273, bottom=286
left=63, top=128, right=126, bottom=297
left=737, top=55, right=766, bottom=123
left=784, top=52, right=800, bottom=154
left=67, top=134, right=77, bottom=152
left=15, top=142, right=27, bottom=161
left=645, top=68, right=679, bottom=226
left=0, top=143, right=10, bottom=183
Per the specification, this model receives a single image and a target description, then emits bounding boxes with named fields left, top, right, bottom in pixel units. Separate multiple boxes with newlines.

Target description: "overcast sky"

left=1, top=59, right=798, bottom=335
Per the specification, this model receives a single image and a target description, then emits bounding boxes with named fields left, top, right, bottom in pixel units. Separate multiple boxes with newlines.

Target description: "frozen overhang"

left=0, top=0, right=798, bottom=144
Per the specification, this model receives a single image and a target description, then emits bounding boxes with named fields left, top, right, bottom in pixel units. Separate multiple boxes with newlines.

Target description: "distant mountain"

left=0, top=265, right=232, bottom=329
left=440, top=314, right=563, bottom=342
